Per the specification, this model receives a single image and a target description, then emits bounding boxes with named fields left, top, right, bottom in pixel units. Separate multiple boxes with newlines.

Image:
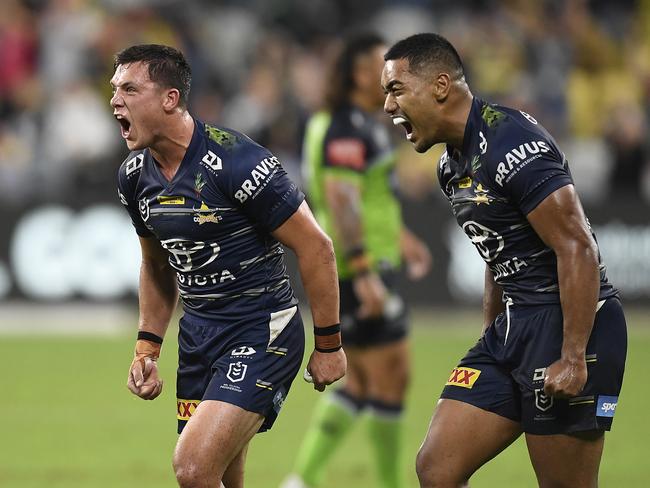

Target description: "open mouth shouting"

left=392, top=116, right=414, bottom=141
left=115, top=114, right=132, bottom=139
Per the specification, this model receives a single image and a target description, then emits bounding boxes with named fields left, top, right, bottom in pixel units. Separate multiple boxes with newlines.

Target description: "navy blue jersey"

left=438, top=98, right=617, bottom=305
left=117, top=119, right=304, bottom=319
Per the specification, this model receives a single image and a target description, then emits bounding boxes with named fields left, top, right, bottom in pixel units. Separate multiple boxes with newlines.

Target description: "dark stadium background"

left=0, top=1, right=648, bottom=487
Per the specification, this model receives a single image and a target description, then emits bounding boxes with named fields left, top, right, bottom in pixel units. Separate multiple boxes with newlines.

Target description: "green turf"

left=0, top=307, right=648, bottom=487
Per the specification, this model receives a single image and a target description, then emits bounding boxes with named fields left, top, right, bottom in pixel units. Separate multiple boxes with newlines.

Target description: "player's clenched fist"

left=305, top=348, right=347, bottom=392
left=543, top=356, right=588, bottom=399
left=127, top=338, right=164, bottom=400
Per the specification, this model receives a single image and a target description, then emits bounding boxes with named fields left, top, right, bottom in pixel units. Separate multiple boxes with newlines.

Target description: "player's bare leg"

left=221, top=443, right=250, bottom=488
left=526, top=430, right=604, bottom=488
left=340, top=346, right=368, bottom=398
left=173, top=400, right=264, bottom=488
left=417, top=399, right=522, bottom=488
left=360, top=339, right=409, bottom=403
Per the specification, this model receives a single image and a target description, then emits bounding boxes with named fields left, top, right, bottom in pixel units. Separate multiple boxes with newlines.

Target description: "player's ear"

left=433, top=72, right=451, bottom=102
left=162, top=88, right=181, bottom=111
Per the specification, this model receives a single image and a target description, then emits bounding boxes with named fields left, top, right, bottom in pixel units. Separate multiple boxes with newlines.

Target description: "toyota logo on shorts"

left=461, top=220, right=504, bottom=262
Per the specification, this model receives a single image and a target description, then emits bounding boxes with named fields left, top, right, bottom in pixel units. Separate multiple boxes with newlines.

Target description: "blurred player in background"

left=382, top=33, right=627, bottom=487
left=111, top=44, right=346, bottom=488
left=282, top=34, right=431, bottom=488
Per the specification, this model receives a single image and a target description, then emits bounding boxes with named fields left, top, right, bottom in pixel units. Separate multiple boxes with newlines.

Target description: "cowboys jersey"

left=438, top=98, right=617, bottom=305
left=117, top=119, right=304, bottom=319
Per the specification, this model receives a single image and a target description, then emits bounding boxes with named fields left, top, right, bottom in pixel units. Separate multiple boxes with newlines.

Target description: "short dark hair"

left=326, top=33, right=385, bottom=111
left=384, top=33, right=464, bottom=80
left=114, top=44, right=192, bottom=107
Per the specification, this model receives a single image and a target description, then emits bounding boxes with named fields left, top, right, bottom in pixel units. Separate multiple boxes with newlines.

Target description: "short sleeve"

left=117, top=154, right=153, bottom=237
left=229, top=146, right=305, bottom=232
left=489, top=136, right=573, bottom=215
left=321, top=110, right=370, bottom=175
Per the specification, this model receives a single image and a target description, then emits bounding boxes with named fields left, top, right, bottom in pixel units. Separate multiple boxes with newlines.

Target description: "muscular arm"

left=272, top=201, right=346, bottom=390
left=527, top=184, right=600, bottom=397
left=127, top=237, right=179, bottom=400
left=137, top=236, right=179, bottom=338
left=482, top=265, right=505, bottom=334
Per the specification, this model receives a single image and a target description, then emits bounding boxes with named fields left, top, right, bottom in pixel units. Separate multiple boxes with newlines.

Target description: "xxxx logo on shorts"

left=446, top=367, right=481, bottom=389
left=177, top=399, right=200, bottom=420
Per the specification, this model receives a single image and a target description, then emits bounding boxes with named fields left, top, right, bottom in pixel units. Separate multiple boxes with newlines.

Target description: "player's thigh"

left=417, top=399, right=522, bottom=485
left=359, top=339, right=410, bottom=401
left=525, top=430, right=604, bottom=488
left=174, top=400, right=263, bottom=478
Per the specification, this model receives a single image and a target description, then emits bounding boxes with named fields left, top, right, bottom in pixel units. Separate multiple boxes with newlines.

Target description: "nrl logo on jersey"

left=138, top=197, right=150, bottom=221
left=193, top=201, right=221, bottom=225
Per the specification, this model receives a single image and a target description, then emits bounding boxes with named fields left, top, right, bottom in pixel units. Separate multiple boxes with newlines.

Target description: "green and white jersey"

left=302, top=104, right=402, bottom=279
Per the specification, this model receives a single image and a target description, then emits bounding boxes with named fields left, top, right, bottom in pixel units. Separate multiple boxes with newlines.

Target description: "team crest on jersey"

left=471, top=183, right=491, bottom=205
left=194, top=172, right=207, bottom=196
left=193, top=201, right=221, bottom=225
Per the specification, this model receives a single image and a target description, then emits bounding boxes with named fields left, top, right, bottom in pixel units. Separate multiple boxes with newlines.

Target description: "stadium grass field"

left=1, top=307, right=648, bottom=487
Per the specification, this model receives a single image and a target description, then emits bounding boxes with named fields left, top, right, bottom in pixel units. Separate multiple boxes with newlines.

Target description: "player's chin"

left=413, top=138, right=431, bottom=153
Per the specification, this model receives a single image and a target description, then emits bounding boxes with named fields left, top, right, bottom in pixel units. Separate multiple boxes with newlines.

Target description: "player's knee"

left=416, top=444, right=465, bottom=488
left=173, top=455, right=214, bottom=488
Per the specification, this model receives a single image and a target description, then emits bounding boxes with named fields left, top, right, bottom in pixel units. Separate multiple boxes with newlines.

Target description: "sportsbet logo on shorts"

left=446, top=367, right=481, bottom=389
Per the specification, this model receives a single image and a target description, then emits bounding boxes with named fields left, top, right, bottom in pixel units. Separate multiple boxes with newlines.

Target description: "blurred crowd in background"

left=1, top=0, right=650, bottom=207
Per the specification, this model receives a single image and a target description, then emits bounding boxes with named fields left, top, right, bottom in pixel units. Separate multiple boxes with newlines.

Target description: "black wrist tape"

left=315, top=344, right=343, bottom=353
left=314, top=323, right=341, bottom=336
left=137, top=330, right=164, bottom=344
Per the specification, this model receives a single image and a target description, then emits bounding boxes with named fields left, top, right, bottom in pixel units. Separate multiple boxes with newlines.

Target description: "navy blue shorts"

left=339, top=272, right=409, bottom=348
left=176, top=306, right=305, bottom=434
left=440, top=297, right=627, bottom=435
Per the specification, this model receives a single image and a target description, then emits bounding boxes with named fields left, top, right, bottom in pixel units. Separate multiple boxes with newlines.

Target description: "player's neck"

left=445, top=88, right=473, bottom=152
left=149, top=112, right=195, bottom=177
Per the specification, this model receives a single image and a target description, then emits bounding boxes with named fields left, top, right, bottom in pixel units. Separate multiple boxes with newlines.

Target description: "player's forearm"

left=137, top=258, right=179, bottom=339
left=556, top=242, right=600, bottom=360
left=296, top=234, right=340, bottom=328
left=482, top=265, right=504, bottom=332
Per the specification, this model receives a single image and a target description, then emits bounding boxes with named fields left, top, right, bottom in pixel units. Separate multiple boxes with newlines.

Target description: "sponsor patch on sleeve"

left=446, top=367, right=481, bottom=389
left=596, top=395, right=618, bottom=418
left=326, top=138, right=366, bottom=170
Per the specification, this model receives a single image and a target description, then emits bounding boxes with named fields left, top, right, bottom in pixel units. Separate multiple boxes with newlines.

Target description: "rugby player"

left=381, top=33, right=627, bottom=487
left=282, top=34, right=431, bottom=488
left=111, top=44, right=346, bottom=488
